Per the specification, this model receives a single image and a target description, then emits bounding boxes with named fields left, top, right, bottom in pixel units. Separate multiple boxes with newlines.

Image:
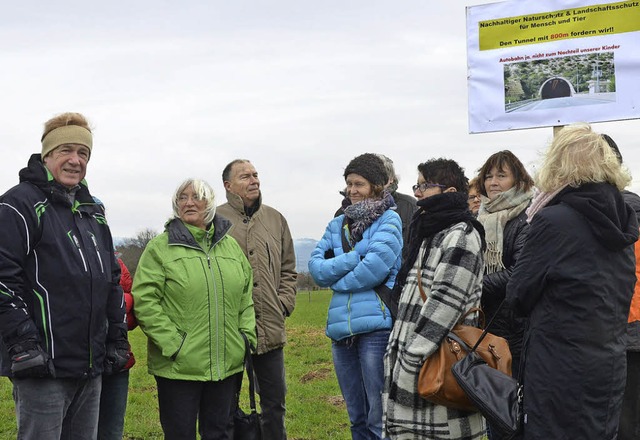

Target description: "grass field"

left=0, top=290, right=352, bottom=440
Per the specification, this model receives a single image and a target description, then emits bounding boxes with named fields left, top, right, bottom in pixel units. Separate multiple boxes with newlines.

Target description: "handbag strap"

left=416, top=264, right=484, bottom=327
left=416, top=257, right=507, bottom=353
left=447, top=331, right=472, bottom=352
left=468, top=300, right=508, bottom=352
left=416, top=257, right=428, bottom=302
left=340, top=217, right=352, bottom=253
left=240, top=332, right=258, bottom=414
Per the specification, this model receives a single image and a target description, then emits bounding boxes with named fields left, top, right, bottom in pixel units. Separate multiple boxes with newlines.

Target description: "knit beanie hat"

left=343, top=153, right=388, bottom=187
left=41, top=125, right=93, bottom=160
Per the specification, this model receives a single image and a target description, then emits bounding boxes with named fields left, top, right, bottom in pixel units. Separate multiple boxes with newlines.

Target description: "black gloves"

left=9, top=341, right=54, bottom=378
left=103, top=341, right=130, bottom=375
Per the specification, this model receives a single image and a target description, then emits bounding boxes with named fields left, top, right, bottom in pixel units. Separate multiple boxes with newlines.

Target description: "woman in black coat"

left=476, top=150, right=534, bottom=382
left=507, top=123, right=638, bottom=440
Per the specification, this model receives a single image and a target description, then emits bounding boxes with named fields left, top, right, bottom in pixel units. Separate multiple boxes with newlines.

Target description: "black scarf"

left=395, top=192, right=486, bottom=289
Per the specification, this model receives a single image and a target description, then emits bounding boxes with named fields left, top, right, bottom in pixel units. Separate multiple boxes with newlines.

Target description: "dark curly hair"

left=417, top=158, right=469, bottom=192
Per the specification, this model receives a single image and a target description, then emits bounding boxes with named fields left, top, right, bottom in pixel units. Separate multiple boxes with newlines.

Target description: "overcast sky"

left=2, top=1, right=639, bottom=241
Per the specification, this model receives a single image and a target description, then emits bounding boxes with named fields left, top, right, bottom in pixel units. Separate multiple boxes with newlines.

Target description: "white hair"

left=172, top=178, right=217, bottom=225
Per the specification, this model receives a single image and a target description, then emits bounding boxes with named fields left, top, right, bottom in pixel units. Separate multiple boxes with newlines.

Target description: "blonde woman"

left=507, top=123, right=638, bottom=439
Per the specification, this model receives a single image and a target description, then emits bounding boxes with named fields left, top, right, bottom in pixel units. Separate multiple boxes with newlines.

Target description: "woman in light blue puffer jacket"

left=309, top=153, right=403, bottom=440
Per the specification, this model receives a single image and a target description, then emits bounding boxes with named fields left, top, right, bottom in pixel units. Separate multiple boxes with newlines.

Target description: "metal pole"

left=553, top=125, right=564, bottom=137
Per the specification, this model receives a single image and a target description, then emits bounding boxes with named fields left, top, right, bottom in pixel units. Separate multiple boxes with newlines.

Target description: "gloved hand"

left=9, top=341, right=54, bottom=378
left=103, top=341, right=130, bottom=375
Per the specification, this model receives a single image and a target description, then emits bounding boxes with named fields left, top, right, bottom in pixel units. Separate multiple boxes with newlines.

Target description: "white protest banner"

left=467, top=0, right=640, bottom=133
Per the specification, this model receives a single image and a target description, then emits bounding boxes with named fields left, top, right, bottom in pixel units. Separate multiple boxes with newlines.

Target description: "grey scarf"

left=477, top=187, right=532, bottom=273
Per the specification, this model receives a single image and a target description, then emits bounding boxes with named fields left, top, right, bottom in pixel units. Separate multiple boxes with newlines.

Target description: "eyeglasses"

left=468, top=194, right=481, bottom=201
left=412, top=182, right=447, bottom=193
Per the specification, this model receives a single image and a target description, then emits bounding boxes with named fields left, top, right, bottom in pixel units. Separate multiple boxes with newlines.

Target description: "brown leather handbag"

left=415, top=267, right=512, bottom=412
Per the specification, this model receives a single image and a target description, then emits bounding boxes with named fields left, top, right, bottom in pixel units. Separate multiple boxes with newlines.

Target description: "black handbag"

left=450, top=301, right=523, bottom=439
left=452, top=350, right=522, bottom=438
left=234, top=333, right=262, bottom=440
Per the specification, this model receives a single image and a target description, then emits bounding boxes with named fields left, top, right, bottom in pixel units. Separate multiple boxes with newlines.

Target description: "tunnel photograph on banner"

left=504, top=51, right=616, bottom=113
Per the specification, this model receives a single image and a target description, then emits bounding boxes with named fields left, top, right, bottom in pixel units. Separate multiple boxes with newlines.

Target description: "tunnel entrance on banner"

left=539, top=77, right=575, bottom=99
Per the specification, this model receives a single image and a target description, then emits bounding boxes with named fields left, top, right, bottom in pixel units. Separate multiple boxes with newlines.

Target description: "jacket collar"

left=19, top=153, right=96, bottom=209
left=225, top=190, right=262, bottom=216
left=166, top=214, right=232, bottom=248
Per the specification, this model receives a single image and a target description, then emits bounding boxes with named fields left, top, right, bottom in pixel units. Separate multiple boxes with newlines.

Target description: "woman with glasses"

left=384, top=158, right=486, bottom=439
left=309, top=153, right=402, bottom=440
left=467, top=177, right=481, bottom=216
left=132, top=178, right=256, bottom=440
left=507, top=124, right=637, bottom=439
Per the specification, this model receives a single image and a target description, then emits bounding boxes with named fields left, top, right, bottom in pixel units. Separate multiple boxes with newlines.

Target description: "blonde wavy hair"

left=536, top=123, right=631, bottom=192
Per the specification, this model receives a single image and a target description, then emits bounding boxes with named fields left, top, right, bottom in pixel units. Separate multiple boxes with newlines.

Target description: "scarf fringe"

left=484, top=241, right=506, bottom=274
left=478, top=188, right=532, bottom=273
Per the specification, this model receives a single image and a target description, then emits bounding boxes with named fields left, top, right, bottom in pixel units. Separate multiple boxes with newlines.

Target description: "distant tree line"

left=296, top=272, right=319, bottom=291
left=115, top=228, right=158, bottom=279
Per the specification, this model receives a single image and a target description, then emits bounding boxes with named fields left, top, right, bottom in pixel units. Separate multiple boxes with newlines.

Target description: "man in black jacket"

left=0, top=112, right=128, bottom=439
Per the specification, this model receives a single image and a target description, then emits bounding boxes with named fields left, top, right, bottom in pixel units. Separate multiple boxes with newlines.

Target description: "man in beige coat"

left=218, top=159, right=297, bottom=440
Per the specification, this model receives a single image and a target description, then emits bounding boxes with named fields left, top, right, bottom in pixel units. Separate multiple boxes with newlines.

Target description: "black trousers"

left=253, top=348, right=287, bottom=440
left=619, top=351, right=640, bottom=440
left=155, top=373, right=241, bottom=440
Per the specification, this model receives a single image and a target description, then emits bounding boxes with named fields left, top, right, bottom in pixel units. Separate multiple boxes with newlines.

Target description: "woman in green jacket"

left=132, top=178, right=256, bottom=440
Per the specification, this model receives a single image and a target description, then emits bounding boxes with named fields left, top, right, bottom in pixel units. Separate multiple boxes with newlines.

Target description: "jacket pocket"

left=169, top=329, right=187, bottom=360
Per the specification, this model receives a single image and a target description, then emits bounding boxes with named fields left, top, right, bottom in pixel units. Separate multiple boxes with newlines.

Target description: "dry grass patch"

left=300, top=367, right=333, bottom=383
left=326, top=395, right=345, bottom=406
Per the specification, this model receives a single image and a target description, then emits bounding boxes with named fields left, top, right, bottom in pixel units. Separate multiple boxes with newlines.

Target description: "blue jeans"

left=253, top=347, right=287, bottom=439
left=98, top=370, right=129, bottom=440
left=12, top=376, right=102, bottom=440
left=332, top=330, right=390, bottom=440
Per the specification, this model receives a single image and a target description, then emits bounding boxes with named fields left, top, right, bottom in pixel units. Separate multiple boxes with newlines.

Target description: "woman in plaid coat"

left=383, top=158, right=486, bottom=440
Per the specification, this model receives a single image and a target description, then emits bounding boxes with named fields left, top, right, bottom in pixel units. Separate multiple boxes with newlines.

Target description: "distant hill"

left=294, top=238, right=318, bottom=273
